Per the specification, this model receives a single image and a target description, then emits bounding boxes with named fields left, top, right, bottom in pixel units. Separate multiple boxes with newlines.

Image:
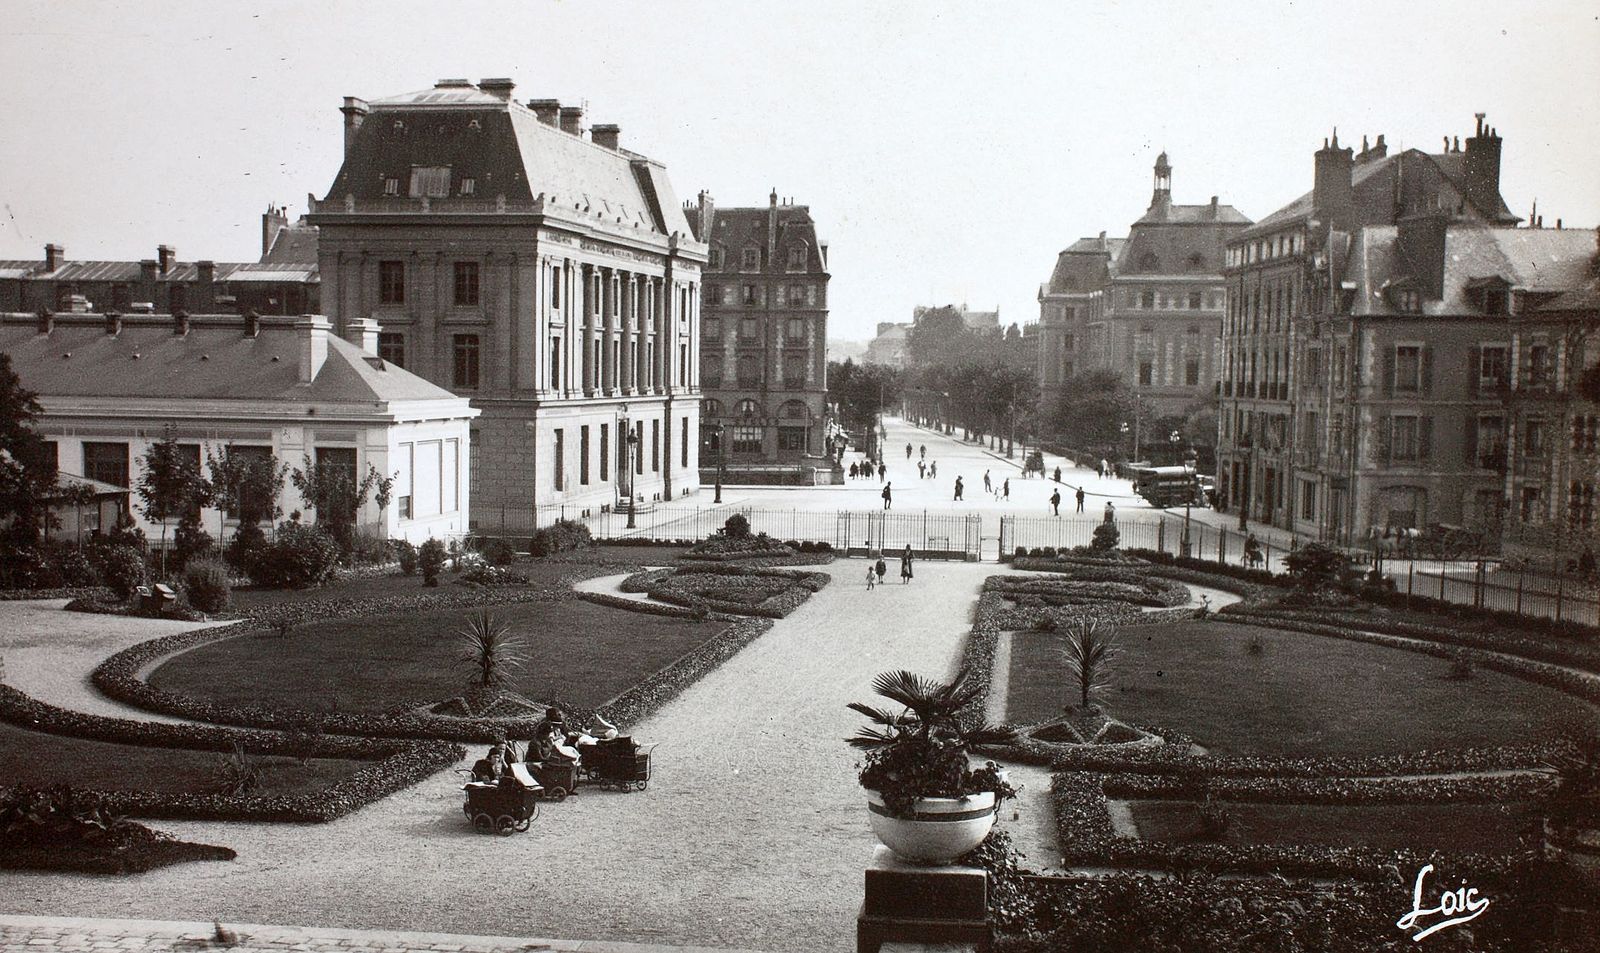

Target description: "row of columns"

left=552, top=261, right=696, bottom=399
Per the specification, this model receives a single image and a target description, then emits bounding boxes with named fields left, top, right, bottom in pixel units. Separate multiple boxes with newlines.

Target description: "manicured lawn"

left=0, top=721, right=369, bottom=795
left=1007, top=620, right=1598, bottom=757
left=149, top=599, right=718, bottom=713
left=1124, top=798, right=1540, bottom=853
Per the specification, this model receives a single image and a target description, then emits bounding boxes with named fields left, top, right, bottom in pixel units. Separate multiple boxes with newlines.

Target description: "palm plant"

left=848, top=667, right=1017, bottom=818
left=1060, top=619, right=1120, bottom=712
left=458, top=609, right=527, bottom=691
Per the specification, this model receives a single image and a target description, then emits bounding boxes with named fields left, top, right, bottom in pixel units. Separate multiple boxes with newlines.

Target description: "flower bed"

left=642, top=565, right=830, bottom=618
left=0, top=586, right=111, bottom=602
left=1100, top=770, right=1549, bottom=804
left=597, top=616, right=773, bottom=729
left=575, top=590, right=719, bottom=620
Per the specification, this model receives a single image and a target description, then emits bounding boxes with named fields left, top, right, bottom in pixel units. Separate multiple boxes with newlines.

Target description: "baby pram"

left=578, top=736, right=657, bottom=793
left=461, top=762, right=542, bottom=834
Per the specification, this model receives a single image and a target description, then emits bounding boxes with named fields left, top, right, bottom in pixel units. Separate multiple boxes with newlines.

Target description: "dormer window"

left=786, top=244, right=807, bottom=272
left=383, top=177, right=400, bottom=196
left=409, top=166, right=451, bottom=198
left=1397, top=289, right=1421, bottom=313
left=742, top=247, right=760, bottom=272
left=459, top=177, right=476, bottom=196
left=709, top=246, right=724, bottom=270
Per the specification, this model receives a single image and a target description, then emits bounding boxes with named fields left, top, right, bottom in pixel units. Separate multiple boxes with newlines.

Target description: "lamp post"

left=618, top=404, right=637, bottom=530
left=714, top=422, right=726, bottom=504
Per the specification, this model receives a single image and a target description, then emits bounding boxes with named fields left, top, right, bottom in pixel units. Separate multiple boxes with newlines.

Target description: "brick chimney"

left=1462, top=113, right=1504, bottom=218
left=197, top=260, right=216, bottom=284
left=478, top=77, right=516, bottom=100
left=591, top=123, right=620, bottom=150
left=296, top=316, right=331, bottom=383
left=140, top=259, right=158, bottom=282
left=1312, top=130, right=1355, bottom=231
left=157, top=244, right=175, bottom=275
left=44, top=243, right=64, bottom=272
left=527, top=99, right=561, bottom=126
left=344, top=316, right=380, bottom=354
left=559, top=105, right=584, bottom=136
left=690, top=189, right=715, bottom=242
left=340, top=97, right=370, bottom=157
left=262, top=205, right=289, bottom=257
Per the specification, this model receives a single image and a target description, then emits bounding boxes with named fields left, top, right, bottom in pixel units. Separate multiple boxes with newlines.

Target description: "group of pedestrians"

left=865, top=544, right=915, bottom=589
left=916, top=459, right=939, bottom=480
left=848, top=459, right=887, bottom=481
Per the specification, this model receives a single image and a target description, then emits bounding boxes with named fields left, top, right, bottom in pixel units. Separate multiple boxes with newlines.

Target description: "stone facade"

left=306, top=79, right=706, bottom=531
left=685, top=190, right=831, bottom=481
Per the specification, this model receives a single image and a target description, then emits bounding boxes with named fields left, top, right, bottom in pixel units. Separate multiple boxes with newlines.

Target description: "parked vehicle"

left=1132, top=466, right=1203, bottom=507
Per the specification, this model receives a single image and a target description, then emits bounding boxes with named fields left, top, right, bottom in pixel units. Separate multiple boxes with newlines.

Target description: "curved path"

left=0, top=561, right=1001, bottom=953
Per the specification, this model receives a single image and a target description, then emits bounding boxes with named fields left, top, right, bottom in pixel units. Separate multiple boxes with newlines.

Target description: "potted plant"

left=847, top=667, right=1017, bottom=863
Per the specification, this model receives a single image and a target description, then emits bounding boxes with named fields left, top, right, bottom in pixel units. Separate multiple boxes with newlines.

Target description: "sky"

left=1, top=0, right=1596, bottom=342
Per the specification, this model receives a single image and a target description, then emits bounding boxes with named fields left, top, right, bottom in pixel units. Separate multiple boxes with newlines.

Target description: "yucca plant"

left=847, top=667, right=1017, bottom=818
left=211, top=742, right=264, bottom=796
left=458, top=609, right=528, bottom=690
left=1060, top=619, right=1120, bottom=712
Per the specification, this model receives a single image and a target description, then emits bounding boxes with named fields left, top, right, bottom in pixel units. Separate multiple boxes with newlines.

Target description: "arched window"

left=702, top=398, right=723, bottom=417
left=708, top=246, right=724, bottom=270
left=737, top=398, right=762, bottom=418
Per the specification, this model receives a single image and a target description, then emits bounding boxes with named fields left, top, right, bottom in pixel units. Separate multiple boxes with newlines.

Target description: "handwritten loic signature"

left=1395, top=864, right=1490, bottom=942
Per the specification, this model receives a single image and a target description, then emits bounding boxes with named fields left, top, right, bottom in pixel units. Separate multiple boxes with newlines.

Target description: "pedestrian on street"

left=1075, top=487, right=1086, bottom=513
left=1050, top=489, right=1061, bottom=516
left=1054, top=466, right=1062, bottom=483
left=1104, top=500, right=1116, bottom=523
left=983, top=470, right=992, bottom=493
left=866, top=563, right=876, bottom=590
left=906, top=443, right=913, bottom=460
left=1100, top=458, right=1110, bottom=479
left=875, top=556, right=888, bottom=585
left=878, top=462, right=887, bottom=481
left=953, top=476, right=964, bottom=501
left=882, top=482, right=893, bottom=511
left=930, top=461, right=937, bottom=479
left=849, top=462, right=858, bottom=480
left=918, top=461, right=926, bottom=479
left=900, top=545, right=914, bottom=584
left=1003, top=478, right=1010, bottom=500
left=919, top=444, right=926, bottom=460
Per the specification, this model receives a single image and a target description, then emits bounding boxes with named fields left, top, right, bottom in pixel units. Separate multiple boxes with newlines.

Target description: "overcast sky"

left=2, top=0, right=1596, bottom=341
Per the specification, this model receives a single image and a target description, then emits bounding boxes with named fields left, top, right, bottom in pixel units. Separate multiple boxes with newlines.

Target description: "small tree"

left=206, top=445, right=286, bottom=548
left=457, top=609, right=528, bottom=690
left=1060, top=620, right=1120, bottom=712
left=136, top=424, right=208, bottom=578
left=0, top=353, right=57, bottom=549
left=1090, top=522, right=1120, bottom=552
left=419, top=538, right=446, bottom=586
left=290, top=456, right=383, bottom=552
left=723, top=513, right=752, bottom=539
left=1284, top=541, right=1347, bottom=592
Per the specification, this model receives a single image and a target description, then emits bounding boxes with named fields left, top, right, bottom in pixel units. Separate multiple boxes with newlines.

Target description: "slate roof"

left=1044, top=238, right=1124, bottom=295
left=263, top=220, right=319, bottom=264
left=324, top=82, right=693, bottom=238
left=702, top=205, right=826, bottom=274
left=1348, top=225, right=1597, bottom=316
left=2, top=258, right=316, bottom=285
left=1134, top=200, right=1251, bottom=226
left=1, top=315, right=457, bottom=405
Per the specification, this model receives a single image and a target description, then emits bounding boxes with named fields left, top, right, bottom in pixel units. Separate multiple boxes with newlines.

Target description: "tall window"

left=1392, top=415, right=1420, bottom=461
left=600, top=423, right=610, bottom=481
left=551, top=266, right=562, bottom=309
left=550, top=339, right=562, bottom=390
left=579, top=426, right=590, bottom=485
left=1188, top=291, right=1203, bottom=310
left=83, top=442, right=129, bottom=488
left=553, top=429, right=564, bottom=490
left=635, top=422, right=644, bottom=475
left=459, top=177, right=476, bottom=196
left=1184, top=358, right=1199, bottom=386
left=1480, top=345, right=1508, bottom=384
left=452, top=334, right=480, bottom=389
left=409, top=166, right=451, bottom=198
left=704, top=316, right=721, bottom=339
left=454, top=261, right=480, bottom=306
left=786, top=244, right=807, bottom=272
left=740, top=317, right=758, bottom=340
left=784, top=354, right=807, bottom=385
left=651, top=419, right=660, bottom=472
left=1394, top=345, right=1421, bottom=392
left=742, top=285, right=759, bottom=305
left=709, top=247, right=724, bottom=270
left=778, top=427, right=807, bottom=452
left=742, top=247, right=760, bottom=271
left=737, top=355, right=759, bottom=387
left=383, top=177, right=400, bottom=196
left=1139, top=361, right=1154, bottom=386
left=786, top=317, right=806, bottom=342
left=378, top=332, right=405, bottom=368
left=1139, top=290, right=1155, bottom=309
left=379, top=261, right=405, bottom=305
left=681, top=417, right=689, bottom=468
left=315, top=447, right=359, bottom=523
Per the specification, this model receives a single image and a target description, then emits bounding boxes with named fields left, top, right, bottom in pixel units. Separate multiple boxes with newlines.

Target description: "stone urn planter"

left=866, top=790, right=999, bottom=864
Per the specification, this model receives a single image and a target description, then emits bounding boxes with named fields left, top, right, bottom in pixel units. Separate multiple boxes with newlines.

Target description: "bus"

left=1131, top=466, right=1202, bottom=507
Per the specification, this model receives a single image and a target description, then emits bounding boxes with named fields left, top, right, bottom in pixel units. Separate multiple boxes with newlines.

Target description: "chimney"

left=692, top=189, right=715, bottom=242
left=140, top=259, right=158, bottom=282
left=172, top=309, right=190, bottom=336
left=1210, top=196, right=1219, bottom=218
left=1370, top=134, right=1387, bottom=160
left=478, top=77, right=516, bottom=100
left=197, top=260, right=216, bottom=284
left=296, top=316, right=332, bottom=383
left=527, top=99, right=561, bottom=126
left=262, top=205, right=289, bottom=257
left=36, top=307, right=53, bottom=335
left=591, top=123, right=620, bottom=150
left=104, top=312, right=122, bottom=336
left=243, top=309, right=260, bottom=338
left=157, top=244, right=175, bottom=275
left=1462, top=113, right=1504, bottom=218
left=339, top=97, right=370, bottom=157
left=1312, top=130, right=1355, bottom=231
left=44, top=243, right=63, bottom=272
left=344, top=316, right=380, bottom=354
left=558, top=105, right=584, bottom=136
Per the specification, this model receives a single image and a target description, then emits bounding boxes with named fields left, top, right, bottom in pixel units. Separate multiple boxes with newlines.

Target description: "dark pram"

left=578, top=736, right=657, bottom=792
left=461, top=762, right=542, bottom=833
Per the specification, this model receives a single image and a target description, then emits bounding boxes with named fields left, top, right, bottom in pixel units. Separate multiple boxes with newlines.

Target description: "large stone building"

left=0, top=311, right=478, bottom=544
left=1214, top=117, right=1600, bottom=544
left=1038, top=154, right=1250, bottom=420
left=864, top=322, right=910, bottom=368
left=306, top=79, right=706, bottom=532
left=684, top=190, right=832, bottom=483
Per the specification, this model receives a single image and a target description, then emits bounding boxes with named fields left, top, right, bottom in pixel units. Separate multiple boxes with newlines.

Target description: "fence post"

left=1157, top=520, right=1165, bottom=554
left=1557, top=575, right=1564, bottom=623
left=1475, top=561, right=1485, bottom=609
left=1407, top=564, right=1414, bottom=606
left=1517, top=569, right=1524, bottom=614
left=1440, top=560, right=1446, bottom=601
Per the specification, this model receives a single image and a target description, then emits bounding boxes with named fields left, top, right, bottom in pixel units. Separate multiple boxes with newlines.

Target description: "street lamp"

left=618, top=404, right=638, bottom=530
left=714, top=422, right=726, bottom=504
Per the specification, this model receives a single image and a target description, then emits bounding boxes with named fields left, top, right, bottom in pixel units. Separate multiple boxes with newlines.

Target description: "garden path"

left=0, top=599, right=226, bottom=724
left=0, top=560, right=1007, bottom=953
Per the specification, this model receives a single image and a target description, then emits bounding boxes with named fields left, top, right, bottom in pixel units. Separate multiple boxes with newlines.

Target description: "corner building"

left=308, top=79, right=706, bottom=532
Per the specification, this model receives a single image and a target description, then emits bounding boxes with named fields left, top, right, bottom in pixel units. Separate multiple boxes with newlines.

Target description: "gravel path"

left=0, top=599, right=228, bottom=724
left=0, top=561, right=1001, bottom=953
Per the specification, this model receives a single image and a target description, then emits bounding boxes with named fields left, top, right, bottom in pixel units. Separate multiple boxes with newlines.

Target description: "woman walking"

left=900, top=545, right=914, bottom=584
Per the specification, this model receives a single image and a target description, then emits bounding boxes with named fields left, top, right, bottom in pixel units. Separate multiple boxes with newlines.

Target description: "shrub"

left=419, top=538, right=446, bottom=586
left=529, top=519, right=592, bottom=557
left=91, top=543, right=146, bottom=600
left=1015, top=547, right=1028, bottom=559
left=815, top=541, right=833, bottom=553
left=1090, top=522, right=1120, bottom=552
left=480, top=536, right=517, bottom=566
left=242, top=523, right=340, bottom=589
left=51, top=544, right=100, bottom=588
left=345, top=530, right=391, bottom=567
left=392, top=539, right=418, bottom=576
left=1194, top=794, right=1233, bottom=841
left=1042, top=546, right=1058, bottom=558
left=224, top=521, right=267, bottom=573
left=211, top=742, right=264, bottom=795
left=1284, top=541, right=1347, bottom=592
left=723, top=513, right=751, bottom=539
left=182, top=558, right=231, bottom=614
left=171, top=515, right=213, bottom=572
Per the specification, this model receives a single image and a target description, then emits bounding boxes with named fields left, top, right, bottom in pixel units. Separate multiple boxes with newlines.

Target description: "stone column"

left=581, top=264, right=596, bottom=395
left=621, top=273, right=636, bottom=396
left=602, top=268, right=618, bottom=395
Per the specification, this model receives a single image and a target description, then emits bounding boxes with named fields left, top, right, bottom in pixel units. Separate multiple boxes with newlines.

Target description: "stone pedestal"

left=857, top=846, right=991, bottom=953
